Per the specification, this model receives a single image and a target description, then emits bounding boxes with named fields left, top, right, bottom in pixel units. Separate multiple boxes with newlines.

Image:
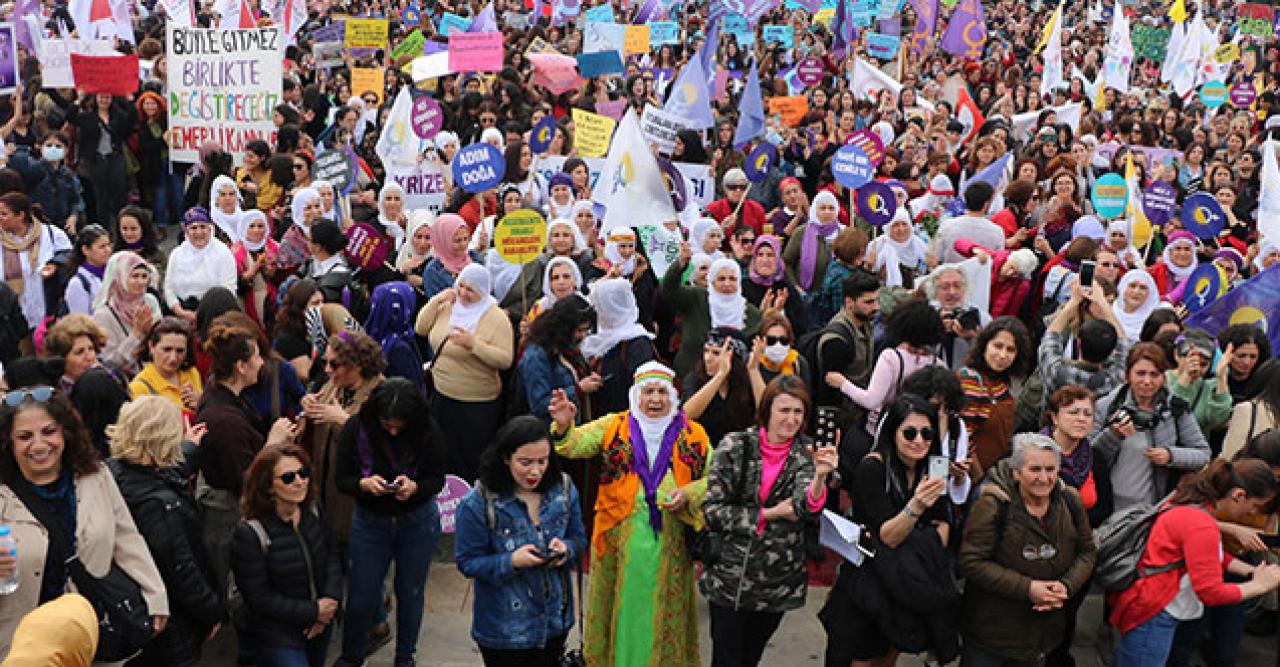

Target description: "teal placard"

left=763, top=25, right=794, bottom=47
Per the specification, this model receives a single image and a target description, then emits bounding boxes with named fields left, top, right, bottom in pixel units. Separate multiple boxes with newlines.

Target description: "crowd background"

left=0, top=0, right=1279, bottom=665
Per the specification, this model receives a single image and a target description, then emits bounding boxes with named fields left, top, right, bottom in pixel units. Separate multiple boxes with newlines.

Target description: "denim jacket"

left=517, top=343, right=578, bottom=420
left=455, top=475, right=588, bottom=649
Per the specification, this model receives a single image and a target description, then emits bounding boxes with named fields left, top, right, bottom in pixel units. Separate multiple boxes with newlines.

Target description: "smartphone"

left=1078, top=260, right=1096, bottom=295
left=928, top=455, right=950, bottom=481
left=384, top=479, right=402, bottom=491
left=1260, top=534, right=1280, bottom=548
left=815, top=406, right=839, bottom=449
left=535, top=546, right=564, bottom=562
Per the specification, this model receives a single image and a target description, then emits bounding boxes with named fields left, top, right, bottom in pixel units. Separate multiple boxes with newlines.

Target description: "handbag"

left=10, top=477, right=154, bottom=661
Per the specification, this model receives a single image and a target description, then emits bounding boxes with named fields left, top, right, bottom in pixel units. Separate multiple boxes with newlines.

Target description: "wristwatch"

left=903, top=503, right=920, bottom=518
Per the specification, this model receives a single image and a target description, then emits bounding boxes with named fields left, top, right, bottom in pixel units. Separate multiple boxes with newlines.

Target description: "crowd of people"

left=0, top=0, right=1278, bottom=665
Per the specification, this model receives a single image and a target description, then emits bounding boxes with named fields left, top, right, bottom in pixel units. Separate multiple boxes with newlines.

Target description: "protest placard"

left=36, top=38, right=115, bottom=89
left=439, top=12, right=472, bottom=35
left=576, top=50, right=625, bottom=77
left=494, top=210, right=549, bottom=264
left=386, top=159, right=448, bottom=214
left=453, top=143, right=505, bottom=192
left=351, top=67, right=384, bottom=103
left=584, top=4, right=614, bottom=23
left=313, top=21, right=344, bottom=43
left=345, top=18, right=387, bottom=50
left=572, top=108, right=617, bottom=157
left=391, top=30, right=426, bottom=60
left=70, top=53, right=139, bottom=96
left=1239, top=3, right=1274, bottom=37
left=763, top=25, right=794, bottom=48
left=866, top=33, right=900, bottom=59
left=0, top=25, right=15, bottom=96
left=166, top=25, right=283, bottom=163
left=768, top=95, right=810, bottom=127
left=596, top=99, right=628, bottom=120
left=314, top=41, right=345, bottom=68
left=624, top=25, right=651, bottom=54
left=532, top=155, right=714, bottom=209
left=449, top=32, right=504, bottom=72
left=583, top=22, right=626, bottom=53
left=640, top=105, right=686, bottom=154
left=504, top=12, right=531, bottom=30
left=650, top=21, right=678, bottom=46
left=411, top=95, right=444, bottom=139
left=530, top=52, right=583, bottom=93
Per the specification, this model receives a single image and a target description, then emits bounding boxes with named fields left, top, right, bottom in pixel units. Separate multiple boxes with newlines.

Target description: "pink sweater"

left=841, top=345, right=941, bottom=431
left=756, top=427, right=827, bottom=535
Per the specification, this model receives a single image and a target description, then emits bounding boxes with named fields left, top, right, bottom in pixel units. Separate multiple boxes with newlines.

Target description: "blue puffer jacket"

left=9, top=147, right=83, bottom=227
left=455, top=475, right=587, bottom=650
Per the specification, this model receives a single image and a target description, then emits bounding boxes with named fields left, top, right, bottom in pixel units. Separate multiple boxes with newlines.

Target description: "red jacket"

left=707, top=198, right=767, bottom=236
left=954, top=240, right=1032, bottom=319
left=1107, top=504, right=1240, bottom=634
left=1147, top=261, right=1180, bottom=297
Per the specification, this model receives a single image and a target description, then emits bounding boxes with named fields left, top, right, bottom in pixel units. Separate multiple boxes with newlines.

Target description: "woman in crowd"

left=414, top=264, right=513, bottom=480
left=302, top=330, right=385, bottom=545
left=1108, top=458, right=1280, bottom=667
left=1216, top=324, right=1271, bottom=403
left=784, top=191, right=841, bottom=295
left=60, top=224, right=111, bottom=316
left=523, top=255, right=586, bottom=326
left=7, top=131, right=82, bottom=234
left=0, top=388, right=167, bottom=657
left=1222, top=359, right=1280, bottom=460
left=376, top=181, right=408, bottom=250
left=753, top=310, right=809, bottom=387
left=958, top=317, right=1034, bottom=475
left=742, top=235, right=807, bottom=333
left=364, top=281, right=425, bottom=391
left=1149, top=231, right=1200, bottom=298
left=273, top=279, right=323, bottom=383
left=821, top=394, right=961, bottom=667
left=69, top=93, right=134, bottom=227
left=70, top=366, right=130, bottom=457
left=231, top=210, right=280, bottom=329
left=114, top=205, right=167, bottom=276
left=683, top=328, right=756, bottom=448
left=164, top=207, right=237, bottom=323
left=869, top=209, right=931, bottom=289
left=504, top=220, right=592, bottom=313
left=0, top=191, right=72, bottom=332
left=107, top=396, right=222, bottom=667
left=130, top=316, right=201, bottom=419
left=518, top=294, right=597, bottom=421
left=1089, top=343, right=1212, bottom=512
left=1162, top=330, right=1234, bottom=439
left=92, top=251, right=160, bottom=376
left=277, top=187, right=321, bottom=275
left=422, top=213, right=480, bottom=301
left=663, top=247, right=762, bottom=377
left=40, top=314, right=109, bottom=394
left=580, top=277, right=656, bottom=415
left=702, top=375, right=837, bottom=667
left=231, top=444, right=343, bottom=667
left=209, top=175, right=246, bottom=244
left=333, top=378, right=448, bottom=667
left=1112, top=271, right=1161, bottom=342
left=397, top=210, right=433, bottom=295
left=548, top=362, right=711, bottom=667
left=456, top=415, right=588, bottom=666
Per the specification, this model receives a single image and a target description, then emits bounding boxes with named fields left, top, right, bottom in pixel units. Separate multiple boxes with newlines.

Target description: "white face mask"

left=41, top=145, right=65, bottom=163
left=764, top=343, right=790, bottom=364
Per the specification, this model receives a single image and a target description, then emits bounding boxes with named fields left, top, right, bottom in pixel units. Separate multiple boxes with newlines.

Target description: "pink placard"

left=595, top=99, right=628, bottom=121
left=448, top=32, right=504, bottom=72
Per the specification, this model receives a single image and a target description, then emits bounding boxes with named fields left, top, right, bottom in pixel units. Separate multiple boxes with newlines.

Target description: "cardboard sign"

left=1230, top=80, right=1258, bottom=108
left=576, top=50, right=625, bottom=77
left=70, top=53, right=138, bottom=96
left=386, top=160, right=448, bottom=215
left=452, top=143, right=506, bottom=192
left=449, top=32, right=504, bottom=72
left=391, top=30, right=426, bottom=60
left=1214, top=43, right=1240, bottom=64
left=624, top=25, right=650, bottom=54
left=595, top=98, right=628, bottom=120
left=345, top=18, right=388, bottom=50
left=768, top=95, right=809, bottom=127
left=350, top=67, right=384, bottom=103
left=650, top=21, right=679, bottom=46
left=832, top=144, right=873, bottom=189
left=344, top=223, right=391, bottom=271
left=1200, top=80, right=1229, bottom=108
left=166, top=26, right=283, bottom=164
left=37, top=38, right=115, bottom=89
left=639, top=104, right=686, bottom=154
left=439, top=12, right=473, bottom=35
left=572, top=108, right=617, bottom=157
left=314, top=41, right=346, bottom=68
left=494, top=209, right=550, bottom=264
left=763, top=25, right=794, bottom=48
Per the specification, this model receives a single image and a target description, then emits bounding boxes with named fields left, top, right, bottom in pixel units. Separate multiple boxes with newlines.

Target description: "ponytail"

left=1172, top=458, right=1276, bottom=506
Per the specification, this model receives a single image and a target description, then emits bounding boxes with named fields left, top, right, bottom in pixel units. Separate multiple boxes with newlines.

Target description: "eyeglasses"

left=277, top=466, right=311, bottom=485
left=3, top=386, right=53, bottom=408
left=900, top=427, right=934, bottom=442
left=726, top=183, right=747, bottom=191
left=1098, top=261, right=1120, bottom=268
left=1022, top=543, right=1058, bottom=561
left=765, top=335, right=790, bottom=346
left=325, top=357, right=345, bottom=370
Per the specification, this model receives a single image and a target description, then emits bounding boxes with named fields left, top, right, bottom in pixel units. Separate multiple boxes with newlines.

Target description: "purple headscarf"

left=800, top=191, right=840, bottom=290
left=748, top=234, right=784, bottom=286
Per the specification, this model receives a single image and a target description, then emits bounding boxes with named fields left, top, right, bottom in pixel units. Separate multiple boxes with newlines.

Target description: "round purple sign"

left=658, top=159, right=688, bottom=212
left=796, top=57, right=825, bottom=87
left=744, top=143, right=777, bottom=183
left=1142, top=180, right=1178, bottom=227
left=435, top=474, right=472, bottom=534
left=411, top=95, right=444, bottom=140
left=856, top=181, right=895, bottom=227
left=1229, top=81, right=1258, bottom=108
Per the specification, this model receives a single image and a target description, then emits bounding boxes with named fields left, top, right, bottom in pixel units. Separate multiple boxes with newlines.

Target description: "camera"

left=1110, top=408, right=1156, bottom=431
left=942, top=306, right=981, bottom=331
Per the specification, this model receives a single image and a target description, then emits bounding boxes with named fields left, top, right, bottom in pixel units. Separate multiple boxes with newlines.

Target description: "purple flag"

left=13, top=0, right=37, bottom=51
left=467, top=4, right=497, bottom=32
left=633, top=0, right=664, bottom=23
left=939, top=0, right=986, bottom=60
left=908, top=0, right=937, bottom=55
left=832, top=0, right=855, bottom=55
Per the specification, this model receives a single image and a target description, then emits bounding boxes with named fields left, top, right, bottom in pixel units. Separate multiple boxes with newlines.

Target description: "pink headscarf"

left=108, top=252, right=148, bottom=329
left=433, top=214, right=472, bottom=274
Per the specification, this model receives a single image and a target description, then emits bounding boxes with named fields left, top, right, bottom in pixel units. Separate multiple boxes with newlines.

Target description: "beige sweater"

left=1221, top=400, right=1277, bottom=461
left=414, top=298, right=513, bottom=402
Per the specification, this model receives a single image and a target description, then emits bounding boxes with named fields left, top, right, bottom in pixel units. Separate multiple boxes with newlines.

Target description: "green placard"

left=1132, top=25, right=1170, bottom=61
left=391, top=30, right=426, bottom=60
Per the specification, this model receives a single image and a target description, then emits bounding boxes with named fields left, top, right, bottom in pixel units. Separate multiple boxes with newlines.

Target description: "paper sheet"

left=820, top=510, right=869, bottom=566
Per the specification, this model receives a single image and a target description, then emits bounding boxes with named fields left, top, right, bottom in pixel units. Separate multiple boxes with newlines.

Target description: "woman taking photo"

left=1089, top=343, right=1212, bottom=512
left=107, top=396, right=222, bottom=667
left=456, top=415, right=588, bottom=666
left=1109, top=458, right=1280, bottom=667
left=0, top=191, right=72, bottom=333
left=958, top=433, right=1097, bottom=667
left=518, top=294, right=598, bottom=421
left=959, top=317, right=1034, bottom=475
left=702, top=375, right=838, bottom=667
left=415, top=264, right=514, bottom=480
left=548, top=362, right=712, bottom=667
left=232, top=444, right=343, bottom=667
left=130, top=317, right=202, bottom=420
left=0, top=389, right=168, bottom=657
left=164, top=207, right=237, bottom=323
left=332, top=378, right=449, bottom=667
left=93, top=251, right=160, bottom=376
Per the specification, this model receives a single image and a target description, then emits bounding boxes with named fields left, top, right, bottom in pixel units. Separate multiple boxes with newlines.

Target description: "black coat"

left=67, top=100, right=136, bottom=164
left=230, top=507, right=343, bottom=650
left=107, top=460, right=222, bottom=667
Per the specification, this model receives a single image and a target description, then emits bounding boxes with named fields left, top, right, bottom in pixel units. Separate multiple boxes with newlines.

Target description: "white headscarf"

left=481, top=127, right=506, bottom=151
left=686, top=253, right=713, bottom=286
left=540, top=255, right=584, bottom=311
left=689, top=218, right=723, bottom=257
left=397, top=209, right=435, bottom=266
left=238, top=210, right=270, bottom=252
left=1106, top=219, right=1142, bottom=268
left=603, top=227, right=638, bottom=276
left=570, top=200, right=598, bottom=247
left=291, top=187, right=321, bottom=233
left=433, top=131, right=460, bottom=152
left=1254, top=237, right=1280, bottom=273
left=627, top=361, right=680, bottom=463
left=209, top=175, right=243, bottom=243
left=378, top=181, right=407, bottom=250
left=1112, top=270, right=1160, bottom=341
left=1161, top=235, right=1200, bottom=283
left=807, top=190, right=842, bottom=240
left=581, top=277, right=654, bottom=360
left=707, top=257, right=746, bottom=329
left=448, top=264, right=498, bottom=332
left=547, top=218, right=587, bottom=254
left=873, top=208, right=929, bottom=287
left=314, top=180, right=340, bottom=223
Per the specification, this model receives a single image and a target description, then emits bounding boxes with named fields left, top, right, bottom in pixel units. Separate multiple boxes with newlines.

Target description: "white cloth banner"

left=532, top=155, right=714, bottom=212
left=385, top=160, right=449, bottom=216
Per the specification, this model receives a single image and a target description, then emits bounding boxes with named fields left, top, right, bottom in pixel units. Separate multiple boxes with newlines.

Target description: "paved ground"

left=200, top=560, right=1277, bottom=666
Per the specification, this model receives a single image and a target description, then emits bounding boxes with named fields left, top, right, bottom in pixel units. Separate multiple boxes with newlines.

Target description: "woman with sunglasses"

left=820, top=394, right=961, bottom=667
left=957, top=433, right=1097, bottom=667
left=0, top=387, right=168, bottom=659
left=751, top=310, right=809, bottom=388
left=232, top=443, right=342, bottom=667
left=290, top=151, right=314, bottom=193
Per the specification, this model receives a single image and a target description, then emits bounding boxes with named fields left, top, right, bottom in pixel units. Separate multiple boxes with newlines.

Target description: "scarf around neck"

left=629, top=410, right=683, bottom=536
left=2, top=220, right=42, bottom=296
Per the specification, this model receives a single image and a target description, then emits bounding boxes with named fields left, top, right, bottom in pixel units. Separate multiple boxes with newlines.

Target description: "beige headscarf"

left=5, top=593, right=98, bottom=666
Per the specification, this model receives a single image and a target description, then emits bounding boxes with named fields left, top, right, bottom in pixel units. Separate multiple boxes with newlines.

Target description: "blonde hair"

left=107, top=396, right=184, bottom=467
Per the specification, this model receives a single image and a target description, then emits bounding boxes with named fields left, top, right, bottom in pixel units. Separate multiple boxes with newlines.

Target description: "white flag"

left=1040, top=4, right=1064, bottom=98
left=156, top=0, right=194, bottom=26
left=851, top=57, right=902, bottom=101
left=1160, top=21, right=1187, bottom=85
left=595, top=108, right=677, bottom=234
left=1258, top=141, right=1280, bottom=242
left=375, top=87, right=427, bottom=173
left=1168, top=14, right=1205, bottom=97
left=1102, top=0, right=1133, bottom=93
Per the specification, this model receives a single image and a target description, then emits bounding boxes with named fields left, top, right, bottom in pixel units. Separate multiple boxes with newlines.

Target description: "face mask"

left=41, top=145, right=65, bottom=163
left=764, top=343, right=790, bottom=364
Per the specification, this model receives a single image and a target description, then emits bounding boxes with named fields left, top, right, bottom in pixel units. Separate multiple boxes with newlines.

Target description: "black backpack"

left=795, top=317, right=856, bottom=397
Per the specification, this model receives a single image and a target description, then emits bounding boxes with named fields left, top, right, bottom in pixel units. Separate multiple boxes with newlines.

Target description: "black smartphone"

left=1260, top=534, right=1280, bottom=548
left=535, top=546, right=564, bottom=562
left=1078, top=260, right=1096, bottom=295
left=815, top=406, right=839, bottom=449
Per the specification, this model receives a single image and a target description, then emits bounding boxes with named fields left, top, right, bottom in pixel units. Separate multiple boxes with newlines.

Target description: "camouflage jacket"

left=699, top=428, right=821, bottom=613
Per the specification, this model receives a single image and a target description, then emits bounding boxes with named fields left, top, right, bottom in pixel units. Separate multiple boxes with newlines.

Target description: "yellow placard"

left=494, top=209, right=550, bottom=265
left=768, top=95, right=810, bottom=128
left=1214, top=43, right=1240, bottom=64
left=814, top=8, right=835, bottom=25
left=624, top=26, right=651, bottom=55
left=350, top=67, right=385, bottom=104
left=572, top=108, right=617, bottom=158
left=346, top=18, right=389, bottom=50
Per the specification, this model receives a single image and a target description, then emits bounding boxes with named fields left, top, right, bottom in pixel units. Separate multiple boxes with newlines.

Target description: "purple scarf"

left=1040, top=426, right=1092, bottom=488
left=629, top=411, right=684, bottom=536
left=799, top=222, right=838, bottom=290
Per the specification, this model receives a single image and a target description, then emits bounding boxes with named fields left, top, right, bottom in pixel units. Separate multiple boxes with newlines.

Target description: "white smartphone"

left=928, top=455, right=950, bottom=481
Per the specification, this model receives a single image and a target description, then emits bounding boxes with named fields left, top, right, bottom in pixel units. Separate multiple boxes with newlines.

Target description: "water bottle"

left=0, top=525, right=19, bottom=594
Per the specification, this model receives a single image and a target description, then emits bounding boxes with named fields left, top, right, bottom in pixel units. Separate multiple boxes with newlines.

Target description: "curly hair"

left=527, top=294, right=594, bottom=361
left=329, top=330, right=386, bottom=379
left=0, top=391, right=100, bottom=484
left=107, top=395, right=184, bottom=468
left=241, top=443, right=314, bottom=521
left=43, top=314, right=107, bottom=357
left=964, top=316, right=1034, bottom=378
left=884, top=298, right=945, bottom=349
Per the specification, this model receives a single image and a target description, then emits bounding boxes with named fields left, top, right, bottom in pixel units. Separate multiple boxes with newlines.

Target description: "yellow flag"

left=1035, top=5, right=1061, bottom=54
left=1126, top=153, right=1153, bottom=248
left=1095, top=82, right=1107, bottom=112
left=1168, top=0, right=1187, bottom=24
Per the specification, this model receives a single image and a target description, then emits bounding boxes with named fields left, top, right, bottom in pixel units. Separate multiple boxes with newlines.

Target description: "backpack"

left=796, top=316, right=856, bottom=397
left=1091, top=496, right=1184, bottom=591
left=1013, top=359, right=1112, bottom=433
left=226, top=519, right=270, bottom=624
